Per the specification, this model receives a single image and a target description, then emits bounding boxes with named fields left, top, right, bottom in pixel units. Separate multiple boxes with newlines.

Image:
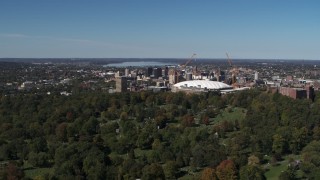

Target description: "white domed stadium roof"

left=173, top=80, right=232, bottom=90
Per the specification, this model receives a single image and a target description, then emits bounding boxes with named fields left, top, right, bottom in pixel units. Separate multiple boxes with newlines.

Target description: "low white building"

left=172, top=80, right=232, bottom=92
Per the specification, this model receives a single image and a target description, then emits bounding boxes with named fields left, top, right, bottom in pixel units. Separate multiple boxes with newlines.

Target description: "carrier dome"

left=173, top=80, right=232, bottom=90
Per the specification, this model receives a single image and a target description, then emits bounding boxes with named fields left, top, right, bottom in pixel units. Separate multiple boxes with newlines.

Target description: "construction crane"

left=225, top=52, right=237, bottom=86
left=226, top=52, right=233, bottom=68
left=176, top=53, right=197, bottom=82
left=181, top=53, right=197, bottom=68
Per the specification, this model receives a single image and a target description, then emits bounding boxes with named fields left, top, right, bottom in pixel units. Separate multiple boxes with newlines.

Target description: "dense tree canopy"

left=0, top=90, right=320, bottom=179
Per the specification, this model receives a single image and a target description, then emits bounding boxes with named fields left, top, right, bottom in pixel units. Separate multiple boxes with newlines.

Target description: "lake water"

left=103, top=61, right=177, bottom=67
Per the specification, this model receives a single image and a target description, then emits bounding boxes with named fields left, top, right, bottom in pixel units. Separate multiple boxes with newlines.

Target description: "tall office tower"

left=254, top=71, right=259, bottom=81
left=125, top=68, right=129, bottom=77
left=146, top=67, right=153, bottom=77
left=214, top=69, right=221, bottom=81
left=115, top=77, right=127, bottom=92
left=168, top=69, right=178, bottom=84
left=163, top=66, right=169, bottom=78
left=153, top=67, right=162, bottom=79
left=219, top=70, right=226, bottom=82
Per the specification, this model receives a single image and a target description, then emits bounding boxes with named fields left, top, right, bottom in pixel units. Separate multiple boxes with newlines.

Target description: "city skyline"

left=0, top=0, right=319, bottom=60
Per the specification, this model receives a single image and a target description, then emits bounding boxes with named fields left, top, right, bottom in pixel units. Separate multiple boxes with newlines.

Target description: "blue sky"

left=0, top=0, right=319, bottom=59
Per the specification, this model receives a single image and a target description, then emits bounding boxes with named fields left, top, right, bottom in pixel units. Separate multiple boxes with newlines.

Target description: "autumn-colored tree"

left=5, top=162, right=24, bottom=180
left=120, top=111, right=128, bottom=121
left=201, top=167, right=217, bottom=180
left=248, top=155, right=260, bottom=166
left=181, top=114, right=194, bottom=127
left=216, top=160, right=237, bottom=180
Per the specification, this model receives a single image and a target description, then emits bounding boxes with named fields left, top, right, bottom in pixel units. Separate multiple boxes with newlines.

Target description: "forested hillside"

left=1, top=90, right=320, bottom=179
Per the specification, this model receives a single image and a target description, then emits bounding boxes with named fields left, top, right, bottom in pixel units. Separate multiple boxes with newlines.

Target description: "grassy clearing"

left=213, top=107, right=246, bottom=123
left=264, top=155, right=301, bottom=180
left=23, top=161, right=53, bottom=179
left=265, top=162, right=288, bottom=180
left=24, top=167, right=53, bottom=179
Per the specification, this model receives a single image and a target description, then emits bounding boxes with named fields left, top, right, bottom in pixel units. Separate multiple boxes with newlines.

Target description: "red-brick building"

left=278, top=86, right=314, bottom=100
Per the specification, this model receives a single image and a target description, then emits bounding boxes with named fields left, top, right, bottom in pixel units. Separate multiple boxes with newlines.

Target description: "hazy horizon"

left=1, top=57, right=319, bottom=62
